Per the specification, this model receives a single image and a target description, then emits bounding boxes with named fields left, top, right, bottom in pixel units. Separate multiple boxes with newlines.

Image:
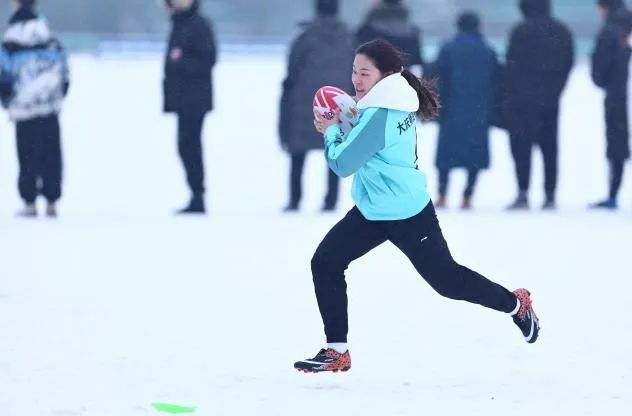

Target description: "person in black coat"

left=590, top=0, right=632, bottom=209
left=433, top=12, right=499, bottom=210
left=355, top=0, right=424, bottom=75
left=279, top=0, right=354, bottom=212
left=503, top=0, right=574, bottom=210
left=163, top=0, right=216, bottom=214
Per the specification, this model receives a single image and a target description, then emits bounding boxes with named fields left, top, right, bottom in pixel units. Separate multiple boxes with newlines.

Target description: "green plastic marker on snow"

left=151, top=403, right=197, bottom=414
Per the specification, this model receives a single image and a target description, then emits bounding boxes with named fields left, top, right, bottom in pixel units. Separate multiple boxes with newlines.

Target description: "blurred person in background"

left=163, top=0, right=216, bottom=214
left=355, top=0, right=424, bottom=76
left=502, top=0, right=574, bottom=210
left=590, top=0, right=632, bottom=210
left=279, top=0, right=354, bottom=212
left=0, top=0, right=69, bottom=218
left=432, top=12, right=499, bottom=210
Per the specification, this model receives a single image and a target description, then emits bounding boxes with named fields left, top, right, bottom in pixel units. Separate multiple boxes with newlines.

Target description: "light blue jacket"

left=324, top=73, right=430, bottom=220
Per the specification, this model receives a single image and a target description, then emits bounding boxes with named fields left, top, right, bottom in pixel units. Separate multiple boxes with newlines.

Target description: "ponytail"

left=401, top=70, right=440, bottom=121
left=356, top=39, right=440, bottom=120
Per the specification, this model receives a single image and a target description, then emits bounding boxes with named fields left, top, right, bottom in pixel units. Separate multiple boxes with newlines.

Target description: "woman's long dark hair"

left=356, top=39, right=439, bottom=120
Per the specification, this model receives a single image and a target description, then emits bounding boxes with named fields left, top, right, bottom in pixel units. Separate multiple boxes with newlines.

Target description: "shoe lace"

left=514, top=289, right=537, bottom=321
left=313, top=348, right=328, bottom=359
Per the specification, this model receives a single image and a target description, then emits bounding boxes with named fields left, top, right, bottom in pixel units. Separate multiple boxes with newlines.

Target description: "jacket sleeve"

left=279, top=33, right=309, bottom=146
left=435, top=44, right=450, bottom=117
left=505, top=26, right=526, bottom=76
left=287, top=33, right=309, bottom=87
left=490, top=51, right=506, bottom=129
left=53, top=39, right=70, bottom=96
left=0, top=47, right=14, bottom=105
left=178, top=19, right=216, bottom=77
left=323, top=107, right=388, bottom=177
left=563, top=28, right=575, bottom=85
left=410, top=26, right=424, bottom=68
left=591, top=29, right=617, bottom=88
left=278, top=81, right=290, bottom=147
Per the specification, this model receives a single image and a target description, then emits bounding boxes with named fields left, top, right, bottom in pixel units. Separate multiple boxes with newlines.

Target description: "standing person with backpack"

left=163, top=0, right=216, bottom=214
left=590, top=0, right=632, bottom=210
left=0, top=0, right=70, bottom=218
left=294, top=40, right=540, bottom=374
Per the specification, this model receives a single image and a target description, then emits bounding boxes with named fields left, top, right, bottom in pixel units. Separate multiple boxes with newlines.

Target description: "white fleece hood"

left=4, top=17, right=52, bottom=46
left=356, top=73, right=419, bottom=112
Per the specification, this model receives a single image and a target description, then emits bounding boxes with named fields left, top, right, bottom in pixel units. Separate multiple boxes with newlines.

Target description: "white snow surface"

left=1, top=53, right=631, bottom=416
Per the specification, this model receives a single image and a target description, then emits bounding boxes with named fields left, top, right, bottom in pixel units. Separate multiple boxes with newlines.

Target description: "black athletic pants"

left=16, top=114, right=62, bottom=204
left=509, top=106, right=559, bottom=199
left=311, top=203, right=517, bottom=342
left=177, top=111, right=206, bottom=197
left=289, top=152, right=339, bottom=209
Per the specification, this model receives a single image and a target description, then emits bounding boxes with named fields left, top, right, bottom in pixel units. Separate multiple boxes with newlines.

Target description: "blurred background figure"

left=432, top=11, right=499, bottom=210
left=589, top=0, right=632, bottom=210
left=503, top=0, right=574, bottom=210
left=0, top=0, right=69, bottom=218
left=163, top=0, right=216, bottom=214
left=355, top=0, right=424, bottom=76
left=279, top=0, right=353, bottom=212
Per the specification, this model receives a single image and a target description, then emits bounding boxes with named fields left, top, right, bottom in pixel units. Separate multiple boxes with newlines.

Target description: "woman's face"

left=352, top=54, right=383, bottom=100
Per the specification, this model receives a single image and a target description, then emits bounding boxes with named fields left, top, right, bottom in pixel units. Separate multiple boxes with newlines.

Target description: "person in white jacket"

left=0, top=0, right=69, bottom=218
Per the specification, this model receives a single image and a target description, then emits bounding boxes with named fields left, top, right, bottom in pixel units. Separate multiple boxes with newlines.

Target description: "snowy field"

left=1, top=52, right=631, bottom=416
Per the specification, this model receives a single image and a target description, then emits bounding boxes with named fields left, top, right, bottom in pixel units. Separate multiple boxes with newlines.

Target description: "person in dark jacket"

left=279, top=0, right=354, bottom=212
left=503, top=0, right=574, bottom=210
left=433, top=12, right=499, bottom=210
left=163, top=0, right=216, bottom=214
left=590, top=0, right=632, bottom=209
left=355, top=0, right=424, bottom=75
left=0, top=0, right=70, bottom=218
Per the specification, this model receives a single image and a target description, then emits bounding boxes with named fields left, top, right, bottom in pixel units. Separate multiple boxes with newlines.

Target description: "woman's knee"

left=311, top=249, right=331, bottom=276
left=423, top=265, right=467, bottom=300
left=311, top=248, right=346, bottom=280
left=433, top=283, right=465, bottom=300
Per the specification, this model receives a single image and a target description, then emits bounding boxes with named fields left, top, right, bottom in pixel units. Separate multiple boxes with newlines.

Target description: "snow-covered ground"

left=1, top=53, right=631, bottom=416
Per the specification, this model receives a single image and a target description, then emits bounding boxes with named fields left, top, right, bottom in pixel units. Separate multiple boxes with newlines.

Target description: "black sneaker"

left=46, top=203, right=58, bottom=218
left=294, top=348, right=351, bottom=373
left=16, top=204, right=37, bottom=218
left=176, top=195, right=205, bottom=215
left=589, top=198, right=617, bottom=210
left=282, top=203, right=299, bottom=213
left=321, top=204, right=336, bottom=213
left=507, top=195, right=529, bottom=210
left=542, top=200, right=556, bottom=210
left=512, top=288, right=540, bottom=343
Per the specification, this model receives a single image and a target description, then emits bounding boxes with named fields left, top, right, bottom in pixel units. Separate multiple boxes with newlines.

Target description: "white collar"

left=357, top=73, right=419, bottom=112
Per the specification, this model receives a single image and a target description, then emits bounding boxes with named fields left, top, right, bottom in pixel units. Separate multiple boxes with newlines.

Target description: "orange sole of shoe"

left=296, top=366, right=350, bottom=374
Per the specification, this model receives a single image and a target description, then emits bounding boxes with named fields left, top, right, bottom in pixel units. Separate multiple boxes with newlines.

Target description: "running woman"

left=294, top=39, right=539, bottom=374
